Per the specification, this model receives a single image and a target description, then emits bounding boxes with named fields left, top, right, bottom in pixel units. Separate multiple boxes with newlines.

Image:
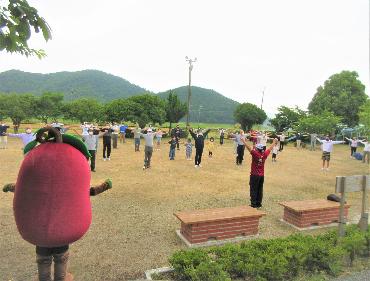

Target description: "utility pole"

left=185, top=56, right=197, bottom=127
left=197, top=105, right=203, bottom=127
left=260, top=87, right=266, bottom=110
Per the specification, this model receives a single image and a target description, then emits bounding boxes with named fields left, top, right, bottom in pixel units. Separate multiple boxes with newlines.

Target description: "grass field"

left=0, top=130, right=369, bottom=280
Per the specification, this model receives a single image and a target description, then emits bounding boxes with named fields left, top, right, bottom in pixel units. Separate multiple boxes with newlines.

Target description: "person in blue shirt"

left=119, top=124, right=128, bottom=143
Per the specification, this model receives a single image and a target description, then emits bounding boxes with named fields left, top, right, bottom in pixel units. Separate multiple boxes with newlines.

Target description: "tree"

left=64, top=98, right=103, bottom=123
left=359, top=99, right=370, bottom=133
left=165, top=91, right=187, bottom=133
left=126, top=94, right=166, bottom=128
left=308, top=71, right=367, bottom=127
left=270, top=106, right=306, bottom=132
left=0, top=0, right=51, bottom=58
left=294, top=112, right=342, bottom=135
left=233, top=103, right=267, bottom=131
left=3, top=93, right=36, bottom=126
left=34, top=92, right=64, bottom=123
left=103, top=98, right=133, bottom=123
left=0, top=93, right=9, bottom=121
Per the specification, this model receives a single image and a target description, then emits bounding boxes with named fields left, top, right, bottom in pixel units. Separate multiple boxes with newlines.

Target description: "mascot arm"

left=3, top=183, right=16, bottom=193
left=89, top=179, right=112, bottom=196
left=3, top=179, right=112, bottom=195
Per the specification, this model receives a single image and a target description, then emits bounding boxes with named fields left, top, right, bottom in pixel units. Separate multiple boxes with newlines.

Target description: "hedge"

left=169, top=225, right=370, bottom=281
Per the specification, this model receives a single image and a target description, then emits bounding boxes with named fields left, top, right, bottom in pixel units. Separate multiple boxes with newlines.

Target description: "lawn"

left=0, top=128, right=369, bottom=280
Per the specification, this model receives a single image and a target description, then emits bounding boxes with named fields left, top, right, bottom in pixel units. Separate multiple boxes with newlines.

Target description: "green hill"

left=0, top=70, right=239, bottom=123
left=0, top=69, right=148, bottom=100
left=158, top=86, right=239, bottom=124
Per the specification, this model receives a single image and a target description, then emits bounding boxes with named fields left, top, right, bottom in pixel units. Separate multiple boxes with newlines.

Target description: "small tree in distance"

left=233, top=103, right=267, bottom=131
left=166, top=90, right=187, bottom=132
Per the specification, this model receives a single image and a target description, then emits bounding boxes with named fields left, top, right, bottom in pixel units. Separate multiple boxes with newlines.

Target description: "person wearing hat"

left=138, top=127, right=157, bottom=169
left=242, top=138, right=278, bottom=208
left=7, top=127, right=35, bottom=149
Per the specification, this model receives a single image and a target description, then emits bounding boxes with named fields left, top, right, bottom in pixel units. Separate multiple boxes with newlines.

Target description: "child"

left=185, top=138, right=193, bottom=160
left=156, top=128, right=163, bottom=150
left=207, top=137, right=215, bottom=158
left=168, top=136, right=177, bottom=160
left=271, top=138, right=279, bottom=162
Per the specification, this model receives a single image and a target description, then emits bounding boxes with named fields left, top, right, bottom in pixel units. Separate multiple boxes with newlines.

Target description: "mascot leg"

left=36, top=254, right=52, bottom=281
left=53, top=249, right=73, bottom=281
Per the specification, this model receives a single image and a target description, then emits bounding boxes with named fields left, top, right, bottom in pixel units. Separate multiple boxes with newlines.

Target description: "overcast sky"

left=1, top=0, right=369, bottom=115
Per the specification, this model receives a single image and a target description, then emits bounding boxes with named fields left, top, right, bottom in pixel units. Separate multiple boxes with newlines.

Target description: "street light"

left=185, top=56, right=197, bottom=127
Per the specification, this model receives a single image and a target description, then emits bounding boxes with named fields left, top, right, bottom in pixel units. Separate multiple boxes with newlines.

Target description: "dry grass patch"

left=0, top=135, right=369, bottom=280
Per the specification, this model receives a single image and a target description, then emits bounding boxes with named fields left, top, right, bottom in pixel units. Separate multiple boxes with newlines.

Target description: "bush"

left=168, top=225, right=370, bottom=281
left=186, top=262, right=231, bottom=281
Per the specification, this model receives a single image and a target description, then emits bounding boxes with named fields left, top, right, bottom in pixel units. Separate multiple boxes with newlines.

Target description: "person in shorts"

left=316, top=136, right=345, bottom=171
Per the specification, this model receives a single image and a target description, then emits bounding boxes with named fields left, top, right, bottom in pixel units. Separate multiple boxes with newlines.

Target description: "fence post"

left=358, top=175, right=369, bottom=232
left=338, top=177, right=346, bottom=237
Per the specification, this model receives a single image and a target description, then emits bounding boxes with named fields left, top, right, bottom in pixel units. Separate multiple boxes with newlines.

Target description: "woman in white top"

left=345, top=137, right=359, bottom=158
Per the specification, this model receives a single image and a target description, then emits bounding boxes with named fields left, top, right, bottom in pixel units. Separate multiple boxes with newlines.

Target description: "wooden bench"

left=279, top=199, right=350, bottom=229
left=174, top=206, right=266, bottom=245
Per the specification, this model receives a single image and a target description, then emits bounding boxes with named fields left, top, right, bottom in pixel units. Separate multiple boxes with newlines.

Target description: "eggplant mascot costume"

left=3, top=126, right=112, bottom=281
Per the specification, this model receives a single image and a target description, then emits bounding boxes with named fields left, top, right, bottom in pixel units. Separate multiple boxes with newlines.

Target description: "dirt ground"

left=0, top=135, right=369, bottom=281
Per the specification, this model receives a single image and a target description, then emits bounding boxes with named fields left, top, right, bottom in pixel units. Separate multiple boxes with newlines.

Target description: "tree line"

left=268, top=71, right=369, bottom=135
left=0, top=91, right=187, bottom=130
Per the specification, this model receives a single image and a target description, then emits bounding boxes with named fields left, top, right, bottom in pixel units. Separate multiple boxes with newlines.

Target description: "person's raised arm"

left=332, top=140, right=345, bottom=145
left=189, top=129, right=196, bottom=139
left=268, top=139, right=278, bottom=152
left=316, top=137, right=323, bottom=143
left=72, top=128, right=82, bottom=137
left=241, top=137, right=253, bottom=152
left=345, top=137, right=351, bottom=143
left=203, top=129, right=211, bottom=138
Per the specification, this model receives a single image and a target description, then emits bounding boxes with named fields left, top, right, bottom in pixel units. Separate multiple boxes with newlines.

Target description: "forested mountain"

left=0, top=70, right=239, bottom=123
left=158, top=86, right=239, bottom=124
left=0, top=69, right=148, bottom=100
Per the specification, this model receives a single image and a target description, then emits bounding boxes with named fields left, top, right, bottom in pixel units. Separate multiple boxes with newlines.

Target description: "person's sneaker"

left=198, top=164, right=202, bottom=168
left=91, top=169, right=96, bottom=172
left=103, top=158, right=107, bottom=161
left=195, top=165, right=198, bottom=168
left=143, top=166, right=146, bottom=170
left=108, top=157, right=111, bottom=161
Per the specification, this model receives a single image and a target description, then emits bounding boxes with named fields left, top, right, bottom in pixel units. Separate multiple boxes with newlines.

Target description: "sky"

left=1, top=0, right=369, bottom=115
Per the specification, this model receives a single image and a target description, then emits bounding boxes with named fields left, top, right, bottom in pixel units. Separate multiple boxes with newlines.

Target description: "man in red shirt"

left=242, top=138, right=277, bottom=208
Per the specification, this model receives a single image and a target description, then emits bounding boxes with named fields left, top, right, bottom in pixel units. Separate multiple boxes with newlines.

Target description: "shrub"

left=168, top=225, right=369, bottom=281
left=169, top=249, right=211, bottom=280
left=187, top=261, right=231, bottom=281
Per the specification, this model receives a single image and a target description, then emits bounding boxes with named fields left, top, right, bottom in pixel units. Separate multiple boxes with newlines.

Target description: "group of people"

left=2, top=120, right=369, bottom=211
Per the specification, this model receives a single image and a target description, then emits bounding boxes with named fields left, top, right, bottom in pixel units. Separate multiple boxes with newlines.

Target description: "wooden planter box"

left=174, top=206, right=265, bottom=246
left=279, top=199, right=350, bottom=229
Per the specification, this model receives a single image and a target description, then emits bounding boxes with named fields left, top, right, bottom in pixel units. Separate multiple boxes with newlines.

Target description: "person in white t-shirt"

left=359, top=138, right=370, bottom=164
left=316, top=136, right=345, bottom=171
